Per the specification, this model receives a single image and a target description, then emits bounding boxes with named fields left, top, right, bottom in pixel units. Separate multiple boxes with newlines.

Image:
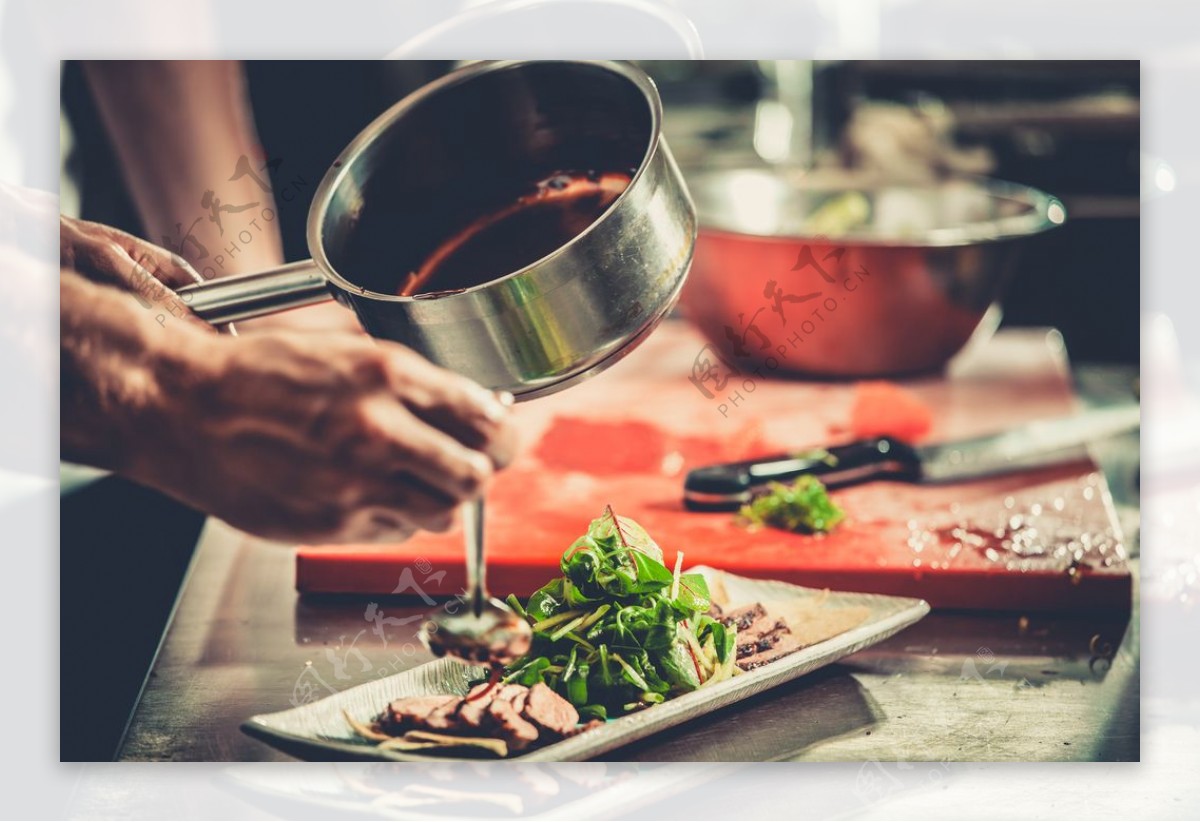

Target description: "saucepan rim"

left=306, top=58, right=663, bottom=303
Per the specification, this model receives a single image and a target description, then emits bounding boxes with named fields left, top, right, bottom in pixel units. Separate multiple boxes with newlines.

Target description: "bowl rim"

left=686, top=166, right=1067, bottom=248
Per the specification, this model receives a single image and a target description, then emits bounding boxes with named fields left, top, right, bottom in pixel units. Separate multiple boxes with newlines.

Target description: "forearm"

left=60, top=270, right=214, bottom=477
left=82, top=60, right=283, bottom=276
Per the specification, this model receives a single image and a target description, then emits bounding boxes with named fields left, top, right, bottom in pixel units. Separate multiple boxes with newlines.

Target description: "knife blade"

left=683, top=404, right=1139, bottom=512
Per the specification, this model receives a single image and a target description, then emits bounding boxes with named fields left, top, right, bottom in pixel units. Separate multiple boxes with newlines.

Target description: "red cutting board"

left=297, top=322, right=1131, bottom=611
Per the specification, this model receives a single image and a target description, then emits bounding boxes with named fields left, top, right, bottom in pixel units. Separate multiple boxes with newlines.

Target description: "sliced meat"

left=521, top=682, right=579, bottom=737
left=737, top=634, right=783, bottom=657
left=738, top=656, right=775, bottom=671
left=735, top=618, right=791, bottom=659
left=720, top=602, right=766, bottom=632
left=737, top=605, right=871, bottom=671
left=487, top=696, right=540, bottom=751
left=382, top=695, right=458, bottom=732
left=456, top=681, right=502, bottom=728
left=464, top=681, right=497, bottom=700
left=744, top=614, right=786, bottom=634
left=509, top=688, right=528, bottom=716
left=375, top=682, right=581, bottom=752
left=491, top=683, right=528, bottom=709
left=423, top=695, right=467, bottom=731
left=738, top=635, right=804, bottom=670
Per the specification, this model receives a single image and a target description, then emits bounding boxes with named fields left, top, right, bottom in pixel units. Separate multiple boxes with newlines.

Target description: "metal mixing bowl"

left=678, top=167, right=1065, bottom=378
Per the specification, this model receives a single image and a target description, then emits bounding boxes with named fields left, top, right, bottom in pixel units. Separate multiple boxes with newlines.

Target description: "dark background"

left=59, top=60, right=1139, bottom=760
left=828, top=60, right=1140, bottom=365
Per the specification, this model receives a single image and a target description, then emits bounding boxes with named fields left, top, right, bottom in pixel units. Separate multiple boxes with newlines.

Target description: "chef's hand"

left=60, top=213, right=361, bottom=335
left=61, top=271, right=519, bottom=544
left=60, top=214, right=212, bottom=333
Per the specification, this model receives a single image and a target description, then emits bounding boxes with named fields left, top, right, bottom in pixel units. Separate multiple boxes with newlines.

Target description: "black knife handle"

left=683, top=438, right=921, bottom=512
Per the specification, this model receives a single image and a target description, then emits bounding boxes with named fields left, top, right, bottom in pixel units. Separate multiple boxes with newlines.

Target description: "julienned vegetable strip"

left=610, top=652, right=650, bottom=691
left=562, top=632, right=595, bottom=652
left=505, top=594, right=528, bottom=620
left=548, top=614, right=587, bottom=642
left=531, top=609, right=586, bottom=633
left=497, top=507, right=735, bottom=719
left=670, top=551, right=684, bottom=602
left=575, top=604, right=611, bottom=634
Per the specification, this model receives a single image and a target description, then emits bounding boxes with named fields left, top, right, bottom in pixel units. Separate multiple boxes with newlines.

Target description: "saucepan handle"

left=175, top=260, right=335, bottom=325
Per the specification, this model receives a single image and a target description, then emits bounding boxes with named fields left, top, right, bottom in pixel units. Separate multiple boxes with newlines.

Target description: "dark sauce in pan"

left=397, top=169, right=633, bottom=298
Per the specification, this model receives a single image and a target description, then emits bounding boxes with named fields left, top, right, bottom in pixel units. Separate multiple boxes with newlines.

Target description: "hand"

left=60, top=214, right=212, bottom=333
left=60, top=213, right=362, bottom=335
left=61, top=222, right=521, bottom=544
left=163, top=332, right=519, bottom=543
left=80, top=311, right=519, bottom=544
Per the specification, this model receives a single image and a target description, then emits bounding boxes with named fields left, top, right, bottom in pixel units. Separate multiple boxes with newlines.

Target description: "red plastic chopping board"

left=297, top=322, right=1131, bottom=611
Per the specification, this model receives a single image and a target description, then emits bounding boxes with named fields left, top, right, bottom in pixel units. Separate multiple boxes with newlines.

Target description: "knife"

left=683, top=404, right=1140, bottom=512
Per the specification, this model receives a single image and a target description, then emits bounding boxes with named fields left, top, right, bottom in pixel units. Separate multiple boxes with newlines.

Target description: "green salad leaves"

left=502, top=506, right=737, bottom=720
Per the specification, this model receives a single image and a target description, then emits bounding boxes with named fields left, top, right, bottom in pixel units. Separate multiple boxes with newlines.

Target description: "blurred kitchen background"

left=0, top=0, right=1181, bottom=807
left=652, top=60, right=1140, bottom=366
left=57, top=59, right=1142, bottom=760
left=62, top=59, right=1141, bottom=365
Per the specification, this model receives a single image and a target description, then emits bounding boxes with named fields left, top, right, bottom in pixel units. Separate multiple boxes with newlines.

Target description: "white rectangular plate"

left=242, top=568, right=929, bottom=761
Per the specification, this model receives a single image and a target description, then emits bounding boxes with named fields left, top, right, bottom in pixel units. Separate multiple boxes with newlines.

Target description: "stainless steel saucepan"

left=177, top=59, right=697, bottom=399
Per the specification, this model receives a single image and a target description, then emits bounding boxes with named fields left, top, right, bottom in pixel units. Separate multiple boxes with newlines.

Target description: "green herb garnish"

left=737, top=475, right=845, bottom=534
left=500, top=506, right=737, bottom=719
